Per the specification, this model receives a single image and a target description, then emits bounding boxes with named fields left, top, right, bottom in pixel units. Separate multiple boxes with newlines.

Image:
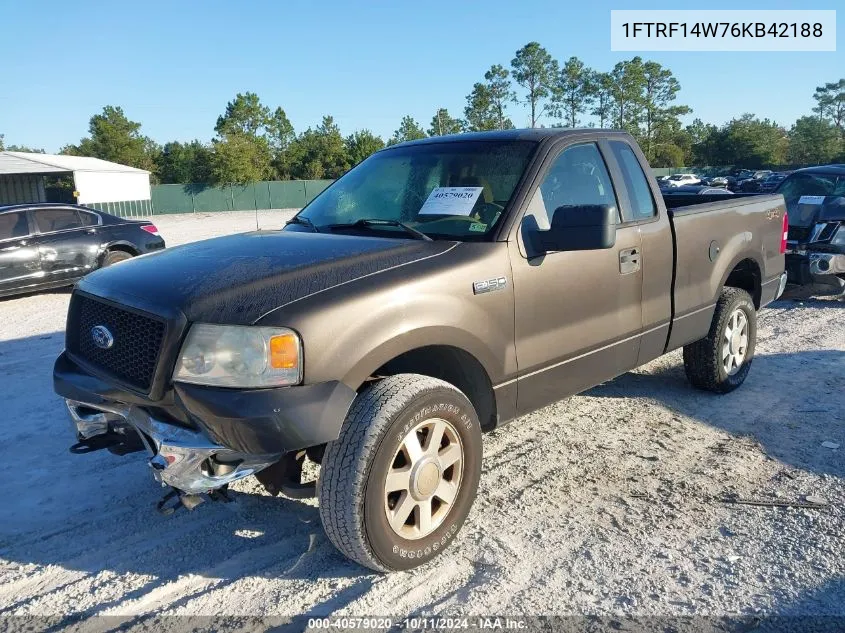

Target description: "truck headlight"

left=173, top=324, right=302, bottom=387
left=832, top=224, right=845, bottom=246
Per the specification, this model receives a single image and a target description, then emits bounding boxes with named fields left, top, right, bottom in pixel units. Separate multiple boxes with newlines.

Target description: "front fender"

left=307, top=286, right=513, bottom=390
left=261, top=244, right=517, bottom=392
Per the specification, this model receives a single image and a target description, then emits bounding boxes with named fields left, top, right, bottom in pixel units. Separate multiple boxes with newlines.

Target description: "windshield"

left=776, top=173, right=845, bottom=205
left=296, top=140, right=536, bottom=240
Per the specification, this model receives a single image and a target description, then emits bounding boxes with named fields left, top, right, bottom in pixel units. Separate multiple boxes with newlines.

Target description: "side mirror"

left=535, top=204, right=617, bottom=253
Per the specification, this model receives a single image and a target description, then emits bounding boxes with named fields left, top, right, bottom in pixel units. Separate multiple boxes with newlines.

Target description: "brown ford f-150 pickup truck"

left=55, top=129, right=787, bottom=572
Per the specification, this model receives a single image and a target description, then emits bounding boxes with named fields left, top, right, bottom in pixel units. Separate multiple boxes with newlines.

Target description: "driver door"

left=509, top=141, right=643, bottom=415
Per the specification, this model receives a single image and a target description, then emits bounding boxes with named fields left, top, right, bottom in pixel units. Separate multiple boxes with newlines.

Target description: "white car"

left=665, top=173, right=702, bottom=187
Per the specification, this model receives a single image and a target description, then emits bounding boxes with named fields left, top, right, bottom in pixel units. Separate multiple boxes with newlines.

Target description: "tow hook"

left=156, top=485, right=232, bottom=516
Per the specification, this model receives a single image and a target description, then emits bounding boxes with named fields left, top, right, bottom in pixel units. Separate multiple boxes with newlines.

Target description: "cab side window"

left=34, top=209, right=82, bottom=233
left=536, top=143, right=617, bottom=227
left=0, top=212, right=30, bottom=241
left=609, top=141, right=657, bottom=221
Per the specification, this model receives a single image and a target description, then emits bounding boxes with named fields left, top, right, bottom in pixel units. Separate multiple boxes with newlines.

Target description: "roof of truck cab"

left=387, top=128, right=633, bottom=148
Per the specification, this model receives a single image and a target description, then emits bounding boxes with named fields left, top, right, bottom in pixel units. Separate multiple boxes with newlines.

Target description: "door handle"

left=619, top=248, right=641, bottom=274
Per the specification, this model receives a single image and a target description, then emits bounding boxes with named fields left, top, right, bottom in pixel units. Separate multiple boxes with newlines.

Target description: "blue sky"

left=1, top=0, right=841, bottom=152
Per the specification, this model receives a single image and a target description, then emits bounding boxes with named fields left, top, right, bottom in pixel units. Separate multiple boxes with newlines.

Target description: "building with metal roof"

left=0, top=152, right=152, bottom=216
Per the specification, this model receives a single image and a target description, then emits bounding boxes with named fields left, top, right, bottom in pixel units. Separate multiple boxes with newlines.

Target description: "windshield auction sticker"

left=419, top=187, right=484, bottom=216
left=798, top=195, right=827, bottom=205
left=610, top=10, right=835, bottom=51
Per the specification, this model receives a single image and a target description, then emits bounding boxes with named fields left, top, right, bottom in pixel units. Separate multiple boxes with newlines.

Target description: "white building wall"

left=73, top=171, right=151, bottom=204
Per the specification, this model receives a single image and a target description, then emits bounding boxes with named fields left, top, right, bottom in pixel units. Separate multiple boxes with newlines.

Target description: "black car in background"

left=760, top=172, right=789, bottom=192
left=725, top=169, right=754, bottom=191
left=775, top=165, right=845, bottom=298
left=0, top=204, right=165, bottom=298
left=736, top=170, right=774, bottom=192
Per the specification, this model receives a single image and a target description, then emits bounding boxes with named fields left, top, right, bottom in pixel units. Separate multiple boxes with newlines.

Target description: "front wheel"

left=318, top=374, right=482, bottom=572
left=683, top=287, right=757, bottom=393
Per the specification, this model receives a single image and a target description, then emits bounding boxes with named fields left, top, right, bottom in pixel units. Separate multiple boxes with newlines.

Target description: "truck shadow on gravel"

left=0, top=485, right=373, bottom=617
left=586, top=350, right=844, bottom=480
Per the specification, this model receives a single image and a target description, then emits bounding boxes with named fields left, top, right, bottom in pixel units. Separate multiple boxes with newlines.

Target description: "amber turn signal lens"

left=269, top=333, right=299, bottom=369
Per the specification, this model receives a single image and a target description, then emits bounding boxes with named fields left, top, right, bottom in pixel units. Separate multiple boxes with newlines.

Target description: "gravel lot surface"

left=0, top=211, right=842, bottom=621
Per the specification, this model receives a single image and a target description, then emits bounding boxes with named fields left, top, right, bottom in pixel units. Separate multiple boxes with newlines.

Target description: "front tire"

left=318, top=374, right=482, bottom=572
left=683, top=287, right=757, bottom=393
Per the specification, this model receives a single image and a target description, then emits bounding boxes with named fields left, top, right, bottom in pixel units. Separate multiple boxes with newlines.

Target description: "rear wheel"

left=683, top=287, right=757, bottom=393
left=318, top=374, right=482, bottom=572
left=102, top=250, right=133, bottom=267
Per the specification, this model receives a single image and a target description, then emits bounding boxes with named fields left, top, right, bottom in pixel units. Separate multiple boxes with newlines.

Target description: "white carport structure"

left=0, top=152, right=152, bottom=216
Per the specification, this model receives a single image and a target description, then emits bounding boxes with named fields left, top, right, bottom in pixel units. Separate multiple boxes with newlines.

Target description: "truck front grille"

left=66, top=294, right=165, bottom=392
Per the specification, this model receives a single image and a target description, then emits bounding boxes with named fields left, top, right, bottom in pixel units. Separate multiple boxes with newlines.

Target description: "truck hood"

left=79, top=230, right=454, bottom=324
left=787, top=196, right=845, bottom=227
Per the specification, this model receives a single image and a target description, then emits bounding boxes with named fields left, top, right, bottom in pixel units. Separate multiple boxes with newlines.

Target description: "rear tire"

left=318, top=374, right=482, bottom=572
left=683, top=287, right=757, bottom=393
left=102, top=250, right=133, bottom=267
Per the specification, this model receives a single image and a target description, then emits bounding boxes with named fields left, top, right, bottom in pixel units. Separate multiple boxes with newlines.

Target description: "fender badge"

left=473, top=277, right=507, bottom=295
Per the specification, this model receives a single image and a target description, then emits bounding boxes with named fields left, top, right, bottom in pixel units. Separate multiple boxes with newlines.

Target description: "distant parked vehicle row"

left=0, top=204, right=165, bottom=298
left=700, top=176, right=728, bottom=188
left=726, top=170, right=793, bottom=193
left=661, top=173, right=701, bottom=187
left=658, top=173, right=732, bottom=190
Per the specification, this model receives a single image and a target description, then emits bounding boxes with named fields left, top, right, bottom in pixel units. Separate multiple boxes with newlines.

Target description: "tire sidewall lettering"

left=397, top=402, right=473, bottom=443
left=391, top=522, right=459, bottom=561
left=369, top=386, right=482, bottom=571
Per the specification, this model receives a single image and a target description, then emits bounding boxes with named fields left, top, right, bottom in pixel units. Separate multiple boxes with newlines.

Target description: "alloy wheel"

left=384, top=418, right=464, bottom=540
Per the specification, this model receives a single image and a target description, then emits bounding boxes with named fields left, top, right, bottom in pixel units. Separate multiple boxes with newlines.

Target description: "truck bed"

left=661, top=193, right=786, bottom=352
left=661, top=191, right=765, bottom=210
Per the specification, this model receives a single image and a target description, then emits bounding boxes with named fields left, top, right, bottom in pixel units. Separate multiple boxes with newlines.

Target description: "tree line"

left=3, top=44, right=844, bottom=183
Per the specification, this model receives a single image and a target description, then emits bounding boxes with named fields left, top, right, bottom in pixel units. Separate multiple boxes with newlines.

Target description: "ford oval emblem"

left=91, top=325, right=114, bottom=350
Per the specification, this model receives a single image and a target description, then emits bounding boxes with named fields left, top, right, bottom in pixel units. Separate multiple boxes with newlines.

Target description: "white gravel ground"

left=0, top=211, right=843, bottom=621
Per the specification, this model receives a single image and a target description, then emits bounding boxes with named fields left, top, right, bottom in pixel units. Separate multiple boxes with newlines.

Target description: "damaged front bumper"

left=785, top=246, right=845, bottom=298
left=65, top=398, right=280, bottom=494
left=55, top=350, right=357, bottom=505
left=808, top=252, right=845, bottom=276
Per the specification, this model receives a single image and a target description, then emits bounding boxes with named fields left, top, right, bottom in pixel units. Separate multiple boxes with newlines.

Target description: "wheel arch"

left=98, top=241, right=139, bottom=264
left=721, top=255, right=762, bottom=308
left=370, top=345, right=497, bottom=432
left=342, top=332, right=501, bottom=432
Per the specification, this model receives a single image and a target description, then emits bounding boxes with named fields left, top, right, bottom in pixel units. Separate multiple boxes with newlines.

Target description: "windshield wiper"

left=328, top=218, right=432, bottom=241
left=285, top=215, right=320, bottom=232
